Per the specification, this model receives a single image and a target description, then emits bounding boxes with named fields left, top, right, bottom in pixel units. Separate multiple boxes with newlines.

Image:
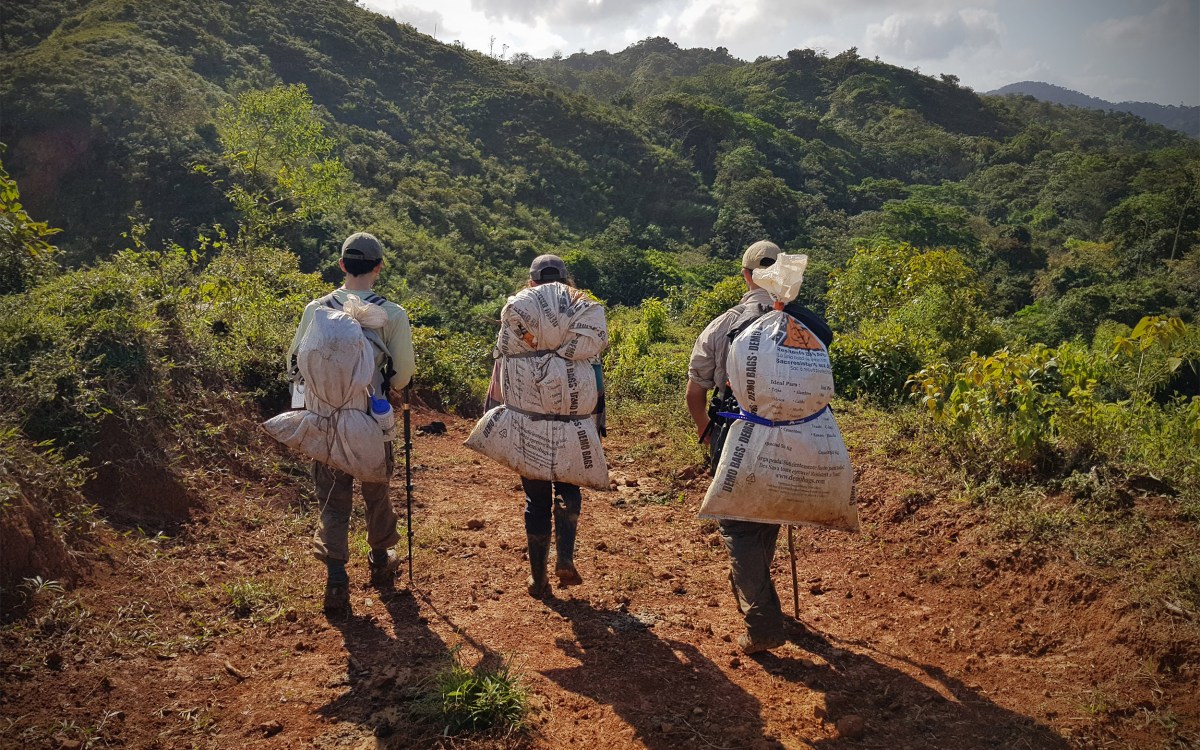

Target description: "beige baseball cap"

left=742, top=240, right=780, bottom=270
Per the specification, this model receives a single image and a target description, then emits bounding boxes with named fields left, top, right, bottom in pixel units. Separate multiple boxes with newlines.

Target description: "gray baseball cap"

left=529, top=254, right=568, bottom=282
left=742, top=240, right=780, bottom=270
left=341, top=232, right=384, bottom=261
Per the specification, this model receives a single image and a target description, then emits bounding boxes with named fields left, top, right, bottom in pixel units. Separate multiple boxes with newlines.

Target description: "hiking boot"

left=323, top=583, right=350, bottom=617
left=368, top=549, right=400, bottom=587
left=553, top=505, right=582, bottom=587
left=526, top=534, right=551, bottom=598
left=737, top=631, right=786, bottom=655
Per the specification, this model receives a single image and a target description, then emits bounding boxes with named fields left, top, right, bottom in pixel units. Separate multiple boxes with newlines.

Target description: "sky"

left=364, top=0, right=1200, bottom=106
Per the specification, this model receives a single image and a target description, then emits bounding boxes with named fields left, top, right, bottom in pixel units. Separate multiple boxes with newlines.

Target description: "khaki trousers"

left=311, top=444, right=399, bottom=562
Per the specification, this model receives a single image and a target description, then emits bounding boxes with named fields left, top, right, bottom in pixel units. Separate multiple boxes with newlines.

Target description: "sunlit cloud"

left=864, top=8, right=1003, bottom=61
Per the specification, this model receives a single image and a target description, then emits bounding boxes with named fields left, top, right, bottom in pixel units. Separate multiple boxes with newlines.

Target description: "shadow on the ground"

left=317, top=582, right=452, bottom=749
left=754, top=624, right=1070, bottom=749
left=542, top=596, right=771, bottom=750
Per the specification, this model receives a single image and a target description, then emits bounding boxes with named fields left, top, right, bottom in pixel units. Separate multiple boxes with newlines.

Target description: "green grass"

left=421, top=647, right=529, bottom=735
left=222, top=580, right=285, bottom=622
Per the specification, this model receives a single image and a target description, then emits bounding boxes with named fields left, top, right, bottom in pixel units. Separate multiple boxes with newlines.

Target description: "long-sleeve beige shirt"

left=687, top=288, right=774, bottom=392
left=286, top=288, right=415, bottom=394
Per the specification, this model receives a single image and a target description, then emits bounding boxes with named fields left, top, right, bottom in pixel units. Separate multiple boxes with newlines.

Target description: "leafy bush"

left=0, top=250, right=183, bottom=445
left=910, top=345, right=1065, bottom=462
left=606, top=298, right=690, bottom=402
left=680, top=275, right=744, bottom=327
left=827, top=241, right=994, bottom=361
left=910, top=316, right=1200, bottom=492
left=0, top=154, right=60, bottom=295
left=188, top=241, right=327, bottom=397
left=831, top=321, right=924, bottom=403
left=410, top=326, right=492, bottom=415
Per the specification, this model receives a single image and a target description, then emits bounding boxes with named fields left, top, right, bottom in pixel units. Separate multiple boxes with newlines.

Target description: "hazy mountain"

left=989, top=81, right=1199, bottom=137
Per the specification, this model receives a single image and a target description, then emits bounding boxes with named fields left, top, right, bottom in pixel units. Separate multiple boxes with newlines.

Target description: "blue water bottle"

left=369, top=390, right=396, bottom=440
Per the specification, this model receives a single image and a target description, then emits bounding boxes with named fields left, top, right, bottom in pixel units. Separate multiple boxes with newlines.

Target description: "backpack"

left=266, top=303, right=390, bottom=482
left=319, top=292, right=396, bottom=393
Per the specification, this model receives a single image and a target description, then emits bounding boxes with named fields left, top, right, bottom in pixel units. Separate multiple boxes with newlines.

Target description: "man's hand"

left=388, top=387, right=406, bottom=409
left=697, top=420, right=711, bottom=446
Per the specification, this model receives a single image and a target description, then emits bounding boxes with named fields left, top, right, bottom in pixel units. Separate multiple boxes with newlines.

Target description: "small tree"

left=0, top=153, right=60, bottom=295
left=210, top=84, right=350, bottom=246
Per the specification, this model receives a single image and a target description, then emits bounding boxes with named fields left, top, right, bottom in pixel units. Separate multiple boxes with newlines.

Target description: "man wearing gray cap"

left=685, top=239, right=831, bottom=654
left=286, top=231, right=416, bottom=615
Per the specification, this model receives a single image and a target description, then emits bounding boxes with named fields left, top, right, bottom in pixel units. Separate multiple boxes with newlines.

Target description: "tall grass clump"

left=421, top=648, right=529, bottom=735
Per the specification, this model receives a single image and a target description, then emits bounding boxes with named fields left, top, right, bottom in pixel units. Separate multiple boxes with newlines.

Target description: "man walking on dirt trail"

left=286, top=232, right=415, bottom=616
left=685, top=240, right=833, bottom=654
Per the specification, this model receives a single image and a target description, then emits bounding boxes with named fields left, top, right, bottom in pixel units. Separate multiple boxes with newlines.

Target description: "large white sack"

left=727, top=310, right=834, bottom=422
left=699, top=409, right=857, bottom=532
left=263, top=306, right=388, bottom=482
left=499, top=356, right=598, bottom=417
left=495, top=283, right=607, bottom=361
left=465, top=406, right=608, bottom=490
left=262, top=409, right=388, bottom=483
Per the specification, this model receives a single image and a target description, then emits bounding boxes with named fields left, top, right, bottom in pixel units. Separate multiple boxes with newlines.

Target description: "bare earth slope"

left=1, top=408, right=1196, bottom=749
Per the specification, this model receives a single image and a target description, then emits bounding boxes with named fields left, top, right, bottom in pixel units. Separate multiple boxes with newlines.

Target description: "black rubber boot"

left=526, top=534, right=551, bottom=597
left=553, top=505, right=582, bottom=586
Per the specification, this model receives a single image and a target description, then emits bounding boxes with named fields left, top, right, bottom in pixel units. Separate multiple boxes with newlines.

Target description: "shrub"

left=911, top=317, right=1200, bottom=493
left=410, top=326, right=491, bottom=415
left=831, top=320, right=924, bottom=403
left=188, top=241, right=327, bottom=397
left=680, top=275, right=744, bottom=327
left=910, top=344, right=1065, bottom=462
left=0, top=153, right=60, bottom=295
left=606, top=298, right=689, bottom=403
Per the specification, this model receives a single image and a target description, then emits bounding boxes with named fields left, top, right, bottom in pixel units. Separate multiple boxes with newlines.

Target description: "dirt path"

left=1, top=408, right=1196, bottom=749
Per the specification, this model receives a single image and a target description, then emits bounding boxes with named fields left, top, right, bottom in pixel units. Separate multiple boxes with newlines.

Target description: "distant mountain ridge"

left=989, top=81, right=1199, bottom=137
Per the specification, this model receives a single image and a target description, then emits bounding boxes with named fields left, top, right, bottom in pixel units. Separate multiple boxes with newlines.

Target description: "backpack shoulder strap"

left=725, top=302, right=771, bottom=344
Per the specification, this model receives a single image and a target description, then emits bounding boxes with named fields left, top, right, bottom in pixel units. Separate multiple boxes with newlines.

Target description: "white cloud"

left=357, top=0, right=1196, bottom=105
left=469, top=0, right=670, bottom=26
left=1085, top=0, right=1193, bottom=45
left=378, top=3, right=452, bottom=37
left=864, top=8, right=1003, bottom=61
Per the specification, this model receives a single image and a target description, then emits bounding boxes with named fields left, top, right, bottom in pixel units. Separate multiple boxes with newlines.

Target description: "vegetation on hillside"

left=1, top=0, right=1198, bottom=623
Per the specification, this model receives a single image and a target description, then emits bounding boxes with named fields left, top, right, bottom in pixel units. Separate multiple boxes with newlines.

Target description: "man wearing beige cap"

left=685, top=239, right=831, bottom=653
left=286, top=231, right=415, bottom=615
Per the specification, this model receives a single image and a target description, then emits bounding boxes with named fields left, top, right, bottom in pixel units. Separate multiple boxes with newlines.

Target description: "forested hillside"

left=990, top=80, right=1200, bottom=138
left=1, top=2, right=1199, bottom=747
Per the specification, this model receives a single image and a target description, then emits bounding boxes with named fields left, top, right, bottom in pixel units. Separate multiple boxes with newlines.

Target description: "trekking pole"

left=403, top=386, right=414, bottom=585
left=788, top=525, right=800, bottom=620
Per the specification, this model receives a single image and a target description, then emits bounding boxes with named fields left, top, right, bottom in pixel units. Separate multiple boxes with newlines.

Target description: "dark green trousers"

left=719, top=520, right=784, bottom=641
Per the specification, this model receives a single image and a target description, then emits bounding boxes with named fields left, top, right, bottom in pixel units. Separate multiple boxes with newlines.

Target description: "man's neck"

left=342, top=277, right=373, bottom=292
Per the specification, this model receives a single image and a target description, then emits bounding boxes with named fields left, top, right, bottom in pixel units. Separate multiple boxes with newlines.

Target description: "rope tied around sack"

left=716, top=403, right=830, bottom=428
left=504, top=348, right=560, bottom=359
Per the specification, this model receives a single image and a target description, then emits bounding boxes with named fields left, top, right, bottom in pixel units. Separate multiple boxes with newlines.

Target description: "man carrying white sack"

left=465, top=254, right=609, bottom=597
left=686, top=240, right=833, bottom=654
left=286, top=232, right=415, bottom=616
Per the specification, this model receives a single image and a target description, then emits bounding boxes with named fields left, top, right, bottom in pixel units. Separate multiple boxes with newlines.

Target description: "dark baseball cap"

left=341, top=232, right=384, bottom=261
left=529, top=254, right=568, bottom=282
